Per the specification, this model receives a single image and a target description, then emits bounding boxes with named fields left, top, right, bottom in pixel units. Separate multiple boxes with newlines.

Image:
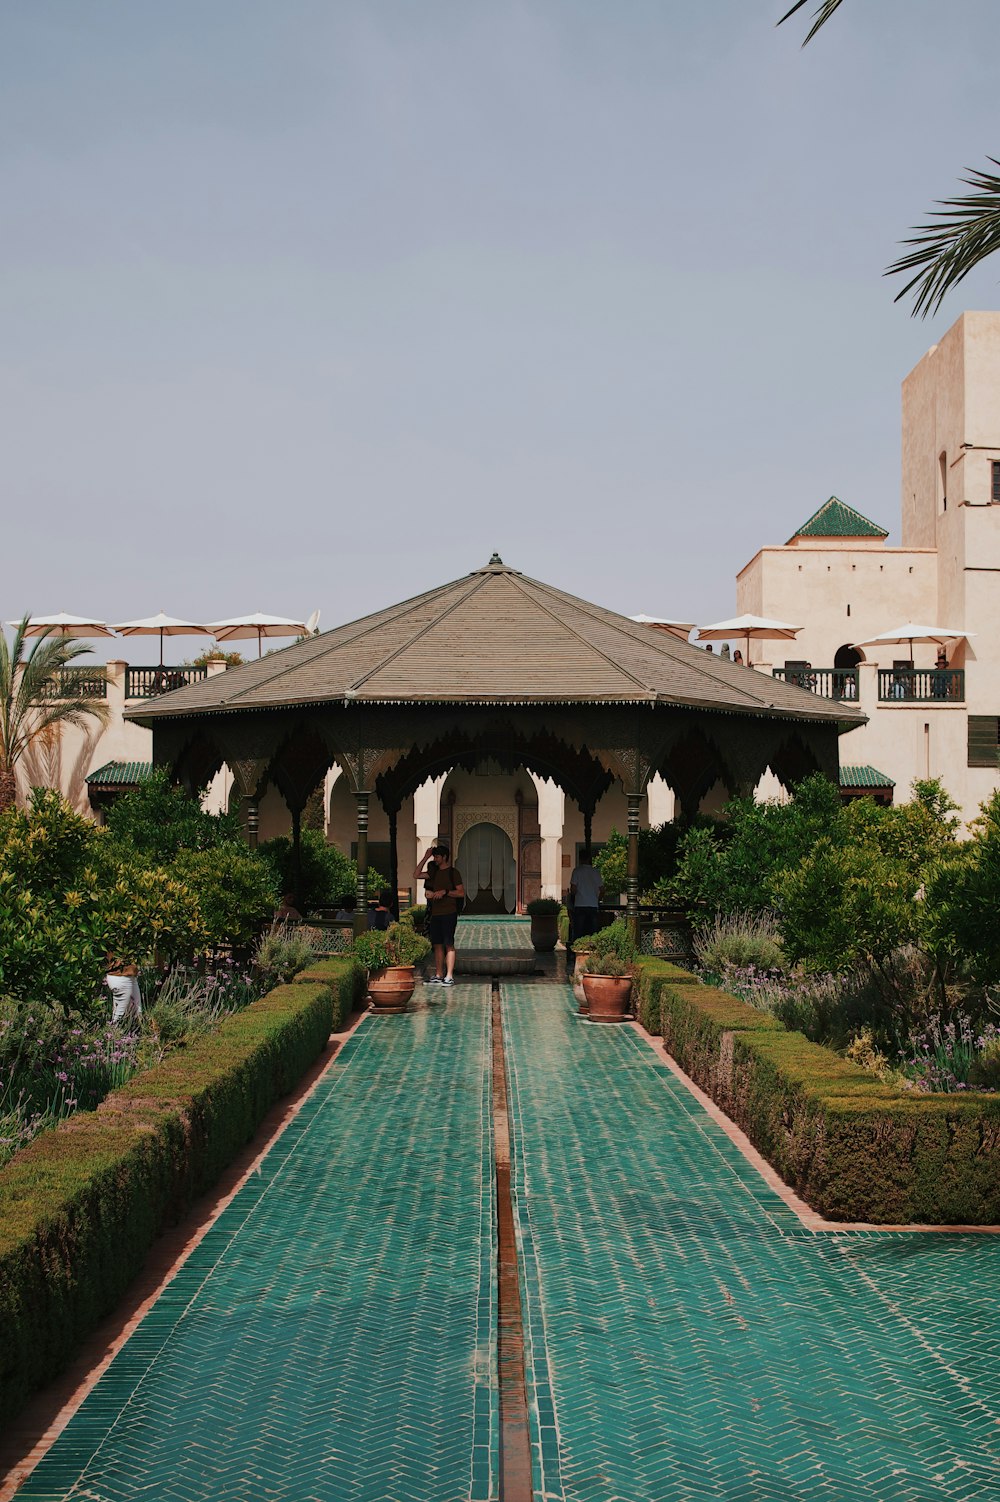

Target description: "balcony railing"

left=37, top=666, right=108, bottom=700
left=772, top=667, right=859, bottom=700
left=125, top=665, right=208, bottom=699
left=878, top=668, right=964, bottom=703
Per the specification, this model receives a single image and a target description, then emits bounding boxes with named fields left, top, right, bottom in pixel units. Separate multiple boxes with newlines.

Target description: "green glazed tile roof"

left=86, top=760, right=153, bottom=786
left=790, top=496, right=889, bottom=541
left=840, top=763, right=895, bottom=788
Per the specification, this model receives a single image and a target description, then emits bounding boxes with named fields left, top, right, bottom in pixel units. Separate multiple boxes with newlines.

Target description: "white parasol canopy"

left=110, top=612, right=212, bottom=666
left=630, top=614, right=695, bottom=642
left=696, top=613, right=802, bottom=659
left=853, top=622, right=975, bottom=656
left=207, top=611, right=309, bottom=658
left=8, top=612, right=116, bottom=639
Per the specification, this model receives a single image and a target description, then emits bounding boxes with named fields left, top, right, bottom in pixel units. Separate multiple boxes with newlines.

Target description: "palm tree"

left=780, top=1, right=1000, bottom=316
left=0, top=617, right=110, bottom=814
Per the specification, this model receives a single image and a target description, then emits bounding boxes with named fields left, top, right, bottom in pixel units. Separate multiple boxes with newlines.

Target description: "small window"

left=992, top=460, right=1000, bottom=503
left=968, top=716, right=1000, bottom=769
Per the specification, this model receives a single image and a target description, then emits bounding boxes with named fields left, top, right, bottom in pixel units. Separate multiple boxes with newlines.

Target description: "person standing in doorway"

left=568, top=852, right=604, bottom=950
left=415, top=844, right=465, bottom=988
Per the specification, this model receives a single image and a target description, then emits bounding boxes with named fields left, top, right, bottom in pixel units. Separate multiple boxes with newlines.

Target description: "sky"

left=3, top=0, right=1000, bottom=662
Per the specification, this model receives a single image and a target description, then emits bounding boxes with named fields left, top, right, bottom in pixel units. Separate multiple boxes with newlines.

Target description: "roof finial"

left=488, top=551, right=504, bottom=566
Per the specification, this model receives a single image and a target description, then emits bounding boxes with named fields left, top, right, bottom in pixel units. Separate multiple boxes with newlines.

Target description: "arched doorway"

left=457, top=823, right=517, bottom=914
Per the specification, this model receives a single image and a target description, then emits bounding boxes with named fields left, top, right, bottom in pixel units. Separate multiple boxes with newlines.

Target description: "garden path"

left=10, top=929, right=1000, bottom=1501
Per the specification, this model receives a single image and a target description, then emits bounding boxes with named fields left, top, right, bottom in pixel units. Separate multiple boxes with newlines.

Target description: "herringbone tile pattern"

left=457, top=917, right=533, bottom=952
left=17, top=989, right=497, bottom=1502
left=502, top=982, right=1000, bottom=1502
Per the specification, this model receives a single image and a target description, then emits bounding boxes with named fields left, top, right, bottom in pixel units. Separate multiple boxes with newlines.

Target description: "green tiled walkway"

left=458, top=916, right=533, bottom=951
left=502, top=982, right=1000, bottom=1502
left=17, top=987, right=496, bottom=1502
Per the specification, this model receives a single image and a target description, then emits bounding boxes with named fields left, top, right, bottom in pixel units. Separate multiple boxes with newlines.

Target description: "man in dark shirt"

left=414, top=844, right=465, bottom=988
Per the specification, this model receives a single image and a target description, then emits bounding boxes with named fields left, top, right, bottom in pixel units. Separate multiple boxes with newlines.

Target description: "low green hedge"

left=635, top=958, right=1000, bottom=1224
left=0, top=966, right=359, bottom=1425
left=294, top=955, right=367, bottom=1029
left=633, top=957, right=702, bottom=1033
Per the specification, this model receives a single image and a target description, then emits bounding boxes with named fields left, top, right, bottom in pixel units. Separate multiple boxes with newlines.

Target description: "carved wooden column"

left=388, top=806, right=399, bottom=918
left=354, top=791, right=370, bottom=935
left=626, top=793, right=641, bottom=945
left=290, top=805, right=302, bottom=905
left=245, top=795, right=260, bottom=851
left=583, top=809, right=593, bottom=861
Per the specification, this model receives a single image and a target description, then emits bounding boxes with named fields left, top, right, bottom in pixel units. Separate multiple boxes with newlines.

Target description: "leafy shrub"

left=103, top=768, right=243, bottom=863
left=400, top=904, right=426, bottom=929
left=526, top=897, right=561, bottom=915
left=586, top=919, right=638, bottom=964
left=172, top=844, right=277, bottom=949
left=588, top=953, right=632, bottom=978
left=693, top=911, right=785, bottom=976
left=969, top=1039, right=1000, bottom=1092
left=258, top=829, right=375, bottom=911
left=352, top=922, right=431, bottom=970
left=254, top=923, right=318, bottom=986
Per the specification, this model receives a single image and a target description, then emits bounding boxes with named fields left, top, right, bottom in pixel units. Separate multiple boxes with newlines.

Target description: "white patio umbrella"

left=207, top=611, right=309, bottom=658
left=110, top=612, right=212, bottom=667
left=9, top=612, right=116, bottom=640
left=696, top=613, right=802, bottom=660
left=853, top=622, right=976, bottom=657
left=630, top=614, right=696, bottom=642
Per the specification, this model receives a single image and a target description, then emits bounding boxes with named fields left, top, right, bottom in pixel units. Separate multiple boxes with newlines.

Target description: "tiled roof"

left=86, top=760, right=152, bottom=786
left=789, top=497, right=888, bottom=541
left=839, top=764, right=895, bottom=788
left=129, top=558, right=865, bottom=728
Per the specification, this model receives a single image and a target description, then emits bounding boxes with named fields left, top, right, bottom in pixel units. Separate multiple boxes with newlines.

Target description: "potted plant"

left=526, top=897, right=561, bottom=951
left=570, top=941, right=595, bottom=1011
left=353, top=922, right=432, bottom=1013
left=581, top=953, right=635, bottom=1022
left=580, top=920, right=637, bottom=1023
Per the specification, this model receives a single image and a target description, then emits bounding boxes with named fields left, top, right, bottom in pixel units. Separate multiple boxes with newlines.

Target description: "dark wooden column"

left=244, top=795, right=260, bottom=850
left=290, top=805, right=302, bottom=906
left=626, top=792, right=641, bottom=945
left=354, top=791, right=370, bottom=936
left=583, top=809, right=593, bottom=861
left=387, top=806, right=399, bottom=918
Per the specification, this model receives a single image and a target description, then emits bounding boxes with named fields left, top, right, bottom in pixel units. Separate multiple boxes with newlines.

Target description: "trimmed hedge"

left=635, top=958, right=1000, bottom=1224
left=633, top=957, right=702, bottom=1033
left=0, top=961, right=362, bottom=1425
left=294, top=956, right=367, bottom=1029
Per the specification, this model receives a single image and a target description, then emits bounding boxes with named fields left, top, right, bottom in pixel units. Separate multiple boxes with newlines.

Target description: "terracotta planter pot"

left=572, top=950, right=592, bottom=1011
left=529, top=913, right=560, bottom=952
left=580, top=972, right=633, bottom=1023
left=366, top=964, right=417, bottom=1014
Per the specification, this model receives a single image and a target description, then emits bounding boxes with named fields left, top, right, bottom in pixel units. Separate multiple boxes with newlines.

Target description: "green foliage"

left=173, top=844, right=277, bottom=949
left=253, top=923, right=318, bottom=986
left=526, top=897, right=561, bottom=915
left=400, top=904, right=426, bottom=929
left=594, top=831, right=626, bottom=896
left=0, top=619, right=110, bottom=811
left=258, top=828, right=372, bottom=910
left=352, top=921, right=431, bottom=970
left=636, top=957, right=1000, bottom=1224
left=292, top=956, right=367, bottom=1030
left=590, top=953, right=632, bottom=978
left=693, top=911, right=786, bottom=976
left=104, top=768, right=243, bottom=864
left=586, top=919, right=638, bottom=964
left=969, top=1039, right=1000, bottom=1092
left=776, top=837, right=920, bottom=972
left=922, top=792, right=1000, bottom=985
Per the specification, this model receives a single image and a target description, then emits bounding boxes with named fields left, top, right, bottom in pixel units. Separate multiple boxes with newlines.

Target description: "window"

left=992, top=460, right=1000, bottom=503
left=968, top=716, right=1000, bottom=769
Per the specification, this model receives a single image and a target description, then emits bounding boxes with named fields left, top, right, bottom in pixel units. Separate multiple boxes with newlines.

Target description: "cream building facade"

left=736, top=310, right=1000, bottom=826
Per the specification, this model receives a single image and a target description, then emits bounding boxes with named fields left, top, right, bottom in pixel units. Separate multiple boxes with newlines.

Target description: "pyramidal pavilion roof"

left=131, top=557, right=862, bottom=726
left=788, top=496, right=888, bottom=543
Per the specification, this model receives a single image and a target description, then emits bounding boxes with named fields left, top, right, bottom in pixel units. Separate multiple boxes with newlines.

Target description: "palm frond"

left=0, top=617, right=108, bottom=777
left=886, top=159, right=1000, bottom=318
left=777, top=0, right=846, bottom=44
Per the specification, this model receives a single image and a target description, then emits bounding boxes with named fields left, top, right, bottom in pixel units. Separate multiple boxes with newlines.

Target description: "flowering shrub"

left=897, top=1015, right=1000, bottom=1093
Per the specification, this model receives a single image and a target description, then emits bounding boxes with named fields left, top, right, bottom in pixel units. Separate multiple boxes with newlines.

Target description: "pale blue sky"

left=3, top=1, right=999, bottom=658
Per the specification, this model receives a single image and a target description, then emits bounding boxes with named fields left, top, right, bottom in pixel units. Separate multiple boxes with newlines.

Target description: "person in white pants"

left=105, top=956, right=142, bottom=1025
